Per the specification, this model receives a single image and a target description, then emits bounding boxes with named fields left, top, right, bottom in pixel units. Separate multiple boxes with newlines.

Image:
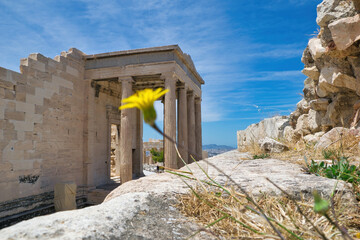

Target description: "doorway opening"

left=110, top=124, right=119, bottom=179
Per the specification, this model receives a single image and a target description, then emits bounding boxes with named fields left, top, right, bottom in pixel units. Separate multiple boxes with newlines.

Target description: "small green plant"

left=322, top=149, right=341, bottom=160
left=253, top=153, right=270, bottom=159
left=150, top=148, right=164, bottom=163
left=305, top=156, right=360, bottom=183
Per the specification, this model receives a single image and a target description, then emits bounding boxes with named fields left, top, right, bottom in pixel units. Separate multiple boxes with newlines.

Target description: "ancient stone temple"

left=0, top=45, right=204, bottom=226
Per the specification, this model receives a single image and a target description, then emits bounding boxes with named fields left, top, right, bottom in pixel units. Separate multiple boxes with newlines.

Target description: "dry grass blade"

left=177, top=187, right=360, bottom=239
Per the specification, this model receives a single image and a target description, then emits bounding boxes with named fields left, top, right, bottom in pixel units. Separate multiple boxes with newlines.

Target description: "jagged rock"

left=315, top=127, right=351, bottom=149
left=303, top=78, right=317, bottom=101
left=295, top=114, right=311, bottom=136
left=302, top=66, right=320, bottom=80
left=332, top=72, right=360, bottom=94
left=237, top=116, right=289, bottom=150
left=310, top=98, right=330, bottom=111
left=304, top=134, right=319, bottom=144
left=322, top=92, right=360, bottom=128
left=308, top=38, right=326, bottom=59
left=318, top=66, right=341, bottom=96
left=308, top=109, right=322, bottom=132
left=289, top=109, right=301, bottom=128
left=316, top=0, right=356, bottom=27
left=315, top=131, right=326, bottom=138
left=295, top=110, right=322, bottom=136
left=296, top=99, right=310, bottom=114
left=348, top=56, right=360, bottom=80
left=259, top=137, right=289, bottom=153
left=284, top=125, right=301, bottom=143
left=318, top=65, right=359, bottom=96
left=329, top=14, right=360, bottom=50
left=301, top=46, right=315, bottom=66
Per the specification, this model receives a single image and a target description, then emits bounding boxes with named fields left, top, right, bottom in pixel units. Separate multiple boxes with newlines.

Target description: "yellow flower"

left=119, top=88, right=169, bottom=126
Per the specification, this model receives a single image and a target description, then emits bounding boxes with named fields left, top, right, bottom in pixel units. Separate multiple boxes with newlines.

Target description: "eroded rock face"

left=329, top=14, right=360, bottom=50
left=288, top=0, right=360, bottom=143
left=316, top=0, right=356, bottom=27
left=237, top=116, right=289, bottom=150
left=259, top=137, right=289, bottom=153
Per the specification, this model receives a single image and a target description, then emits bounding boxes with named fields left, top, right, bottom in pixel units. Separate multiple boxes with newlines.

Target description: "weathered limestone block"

left=332, top=72, right=360, bottom=95
left=308, top=109, right=322, bottom=133
left=296, top=99, right=310, bottom=114
left=283, top=125, right=301, bottom=143
left=304, top=134, right=319, bottom=144
left=301, top=46, right=315, bottom=66
left=294, top=109, right=322, bottom=136
left=304, top=131, right=326, bottom=145
left=289, top=109, right=301, bottom=128
left=316, top=0, right=356, bottom=27
left=348, top=56, right=360, bottom=80
left=318, top=67, right=341, bottom=97
left=237, top=116, right=289, bottom=150
left=322, top=92, right=360, bottom=127
left=310, top=98, right=330, bottom=111
left=308, top=38, right=326, bottom=59
left=259, top=137, right=289, bottom=153
left=316, top=127, right=351, bottom=149
left=295, top=114, right=311, bottom=136
left=329, top=14, right=360, bottom=50
left=302, top=66, right=320, bottom=80
left=303, top=78, right=317, bottom=101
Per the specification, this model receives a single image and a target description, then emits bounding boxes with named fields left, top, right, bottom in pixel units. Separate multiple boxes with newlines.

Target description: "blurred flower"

left=119, top=88, right=169, bottom=126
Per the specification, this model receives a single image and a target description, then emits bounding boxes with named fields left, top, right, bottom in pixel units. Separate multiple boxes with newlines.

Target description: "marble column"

left=164, top=73, right=177, bottom=169
left=177, top=85, right=188, bottom=166
left=195, top=97, right=202, bottom=160
left=119, top=77, right=133, bottom=183
left=132, top=109, right=144, bottom=178
left=187, top=91, right=196, bottom=162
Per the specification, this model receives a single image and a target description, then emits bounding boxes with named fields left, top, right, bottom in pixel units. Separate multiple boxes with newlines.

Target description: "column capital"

left=195, top=97, right=202, bottom=103
left=118, top=76, right=134, bottom=83
left=177, top=82, right=186, bottom=89
left=161, top=71, right=177, bottom=81
left=187, top=90, right=194, bottom=96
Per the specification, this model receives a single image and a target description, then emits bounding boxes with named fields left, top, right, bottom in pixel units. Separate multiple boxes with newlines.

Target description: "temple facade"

left=0, top=45, right=204, bottom=225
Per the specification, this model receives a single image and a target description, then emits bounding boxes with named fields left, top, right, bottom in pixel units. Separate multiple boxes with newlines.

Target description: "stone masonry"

left=0, top=45, right=204, bottom=224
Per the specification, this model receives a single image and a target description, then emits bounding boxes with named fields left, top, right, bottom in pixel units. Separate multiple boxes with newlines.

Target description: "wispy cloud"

left=0, top=0, right=316, bottom=145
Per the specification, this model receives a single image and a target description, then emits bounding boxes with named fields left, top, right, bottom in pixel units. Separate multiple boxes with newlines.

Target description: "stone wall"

left=0, top=48, right=114, bottom=222
left=285, top=0, right=360, bottom=143
left=0, top=49, right=86, bottom=204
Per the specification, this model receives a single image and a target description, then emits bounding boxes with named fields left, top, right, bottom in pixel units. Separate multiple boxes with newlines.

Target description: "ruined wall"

left=238, top=0, right=360, bottom=150
left=285, top=0, right=360, bottom=143
left=0, top=49, right=86, bottom=218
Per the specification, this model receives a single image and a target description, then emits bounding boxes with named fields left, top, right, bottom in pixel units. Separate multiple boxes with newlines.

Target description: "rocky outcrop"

left=285, top=0, right=360, bottom=146
left=0, top=151, right=353, bottom=239
left=237, top=116, right=289, bottom=150
left=259, top=137, right=289, bottom=153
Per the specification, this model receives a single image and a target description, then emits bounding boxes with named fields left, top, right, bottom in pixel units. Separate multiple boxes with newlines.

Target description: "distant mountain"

left=203, top=144, right=236, bottom=157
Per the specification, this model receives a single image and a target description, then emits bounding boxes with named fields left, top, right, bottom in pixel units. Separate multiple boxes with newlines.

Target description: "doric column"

left=187, top=91, right=196, bottom=162
left=177, top=84, right=188, bottom=167
left=164, top=73, right=177, bottom=169
left=119, top=77, right=133, bottom=183
left=195, top=97, right=202, bottom=160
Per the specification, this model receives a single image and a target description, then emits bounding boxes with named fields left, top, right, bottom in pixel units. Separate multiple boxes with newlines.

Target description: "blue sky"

left=0, top=0, right=319, bottom=147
